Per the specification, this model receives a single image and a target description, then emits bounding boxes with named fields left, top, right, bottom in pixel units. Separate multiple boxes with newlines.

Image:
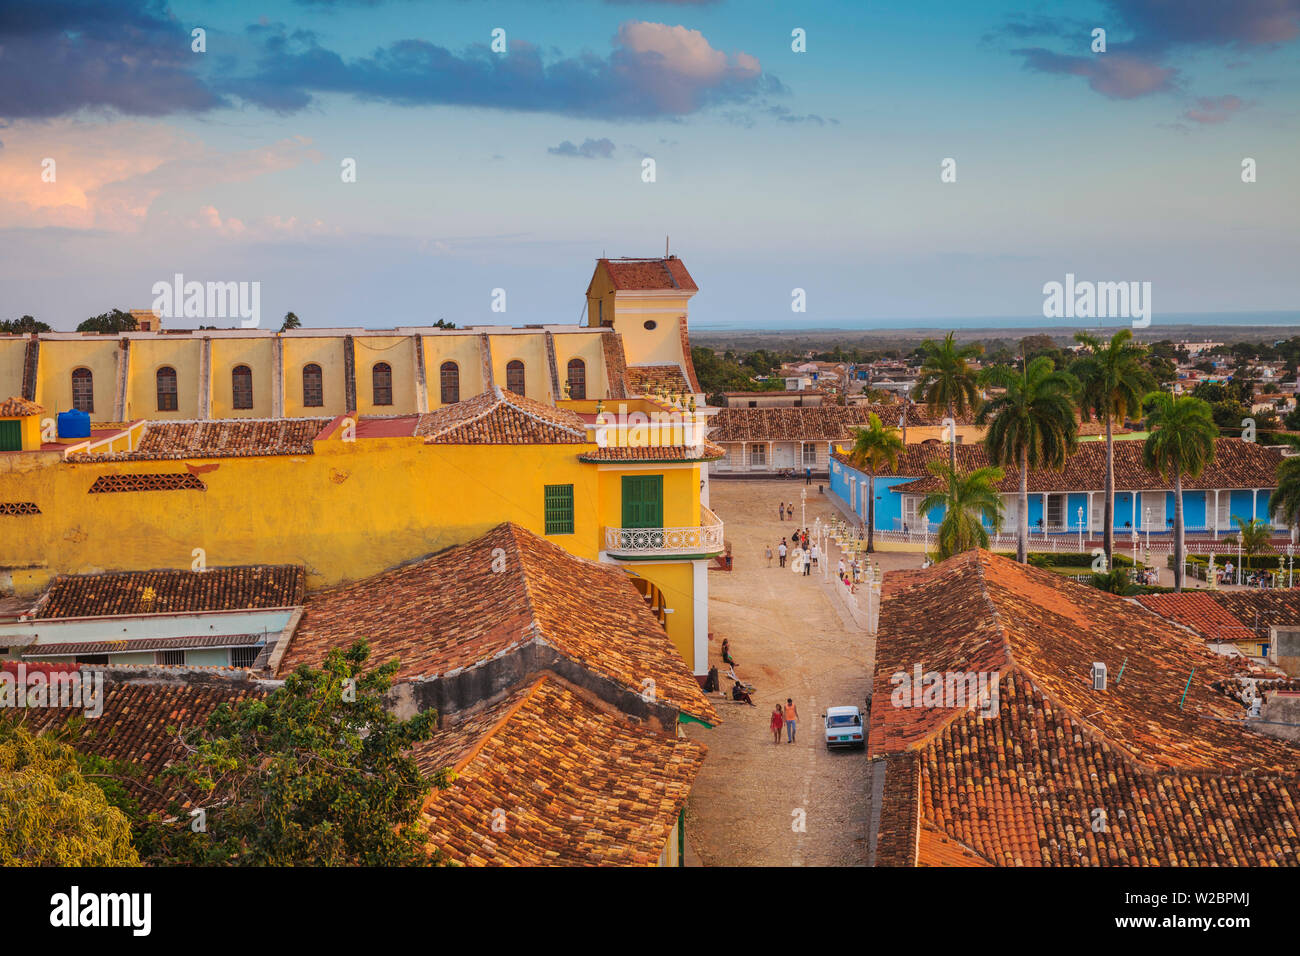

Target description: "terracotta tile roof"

left=278, top=523, right=716, bottom=723
left=67, top=419, right=327, bottom=461
left=709, top=404, right=959, bottom=444
left=844, top=438, right=1283, bottom=493
left=11, top=671, right=265, bottom=811
left=32, top=565, right=305, bottom=619
left=873, top=551, right=1300, bottom=866
left=600, top=332, right=630, bottom=399
left=577, top=443, right=725, bottom=463
left=416, top=387, right=587, bottom=444
left=0, top=396, right=43, bottom=417
left=416, top=677, right=705, bottom=865
left=625, top=365, right=693, bottom=397
left=918, top=825, right=992, bottom=867
left=599, top=257, right=697, bottom=292
left=1208, top=591, right=1300, bottom=641
left=1135, top=593, right=1256, bottom=643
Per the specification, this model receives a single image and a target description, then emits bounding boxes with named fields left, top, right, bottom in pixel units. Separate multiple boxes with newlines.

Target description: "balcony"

left=604, top=506, right=725, bottom=558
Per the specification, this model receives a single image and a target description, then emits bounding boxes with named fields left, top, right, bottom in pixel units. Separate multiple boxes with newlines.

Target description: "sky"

left=0, top=0, right=1297, bottom=332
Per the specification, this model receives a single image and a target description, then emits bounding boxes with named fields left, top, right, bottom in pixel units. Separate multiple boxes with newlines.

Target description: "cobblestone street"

left=683, top=478, right=907, bottom=866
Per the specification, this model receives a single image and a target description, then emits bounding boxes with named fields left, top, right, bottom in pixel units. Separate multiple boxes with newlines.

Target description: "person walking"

left=803, top=549, right=812, bottom=575
left=770, top=704, right=785, bottom=744
left=805, top=466, right=812, bottom=485
left=765, top=544, right=773, bottom=567
left=784, top=698, right=799, bottom=743
left=779, top=502, right=785, bottom=521
left=778, top=540, right=787, bottom=568
left=810, top=542, right=820, bottom=569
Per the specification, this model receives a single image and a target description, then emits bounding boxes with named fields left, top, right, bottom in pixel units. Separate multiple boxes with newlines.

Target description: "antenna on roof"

left=665, top=235, right=669, bottom=257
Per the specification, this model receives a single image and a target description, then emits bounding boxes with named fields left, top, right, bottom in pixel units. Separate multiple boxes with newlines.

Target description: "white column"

left=1252, top=488, right=1258, bottom=521
left=1213, top=489, right=1220, bottom=538
left=692, top=559, right=708, bottom=678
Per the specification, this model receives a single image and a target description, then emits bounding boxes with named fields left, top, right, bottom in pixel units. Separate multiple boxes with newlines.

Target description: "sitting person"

left=703, top=665, right=720, bottom=694
left=731, top=681, right=755, bottom=706
left=722, top=638, right=737, bottom=669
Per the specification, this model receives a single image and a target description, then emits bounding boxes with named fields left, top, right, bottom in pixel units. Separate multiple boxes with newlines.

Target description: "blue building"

left=829, top=438, right=1289, bottom=538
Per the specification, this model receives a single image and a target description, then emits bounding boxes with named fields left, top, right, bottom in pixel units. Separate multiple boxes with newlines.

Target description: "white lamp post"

left=801, top=487, right=807, bottom=528
left=1144, top=506, right=1151, bottom=552
left=1077, top=505, right=1084, bottom=551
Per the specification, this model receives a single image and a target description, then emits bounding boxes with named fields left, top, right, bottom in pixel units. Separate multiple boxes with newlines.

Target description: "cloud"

left=548, top=138, right=617, bottom=159
left=1014, top=49, right=1177, bottom=99
left=0, top=0, right=225, bottom=120
left=1004, top=0, right=1300, bottom=105
left=0, top=122, right=320, bottom=232
left=1183, top=94, right=1249, bottom=124
left=225, top=20, right=770, bottom=119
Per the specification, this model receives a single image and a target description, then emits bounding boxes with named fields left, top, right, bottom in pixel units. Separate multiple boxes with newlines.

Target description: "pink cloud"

left=1183, top=95, right=1249, bottom=124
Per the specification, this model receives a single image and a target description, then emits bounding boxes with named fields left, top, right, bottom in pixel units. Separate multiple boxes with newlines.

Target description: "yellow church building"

left=0, top=257, right=724, bottom=678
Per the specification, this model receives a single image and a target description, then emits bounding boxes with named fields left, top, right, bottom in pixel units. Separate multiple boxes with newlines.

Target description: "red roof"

left=598, top=258, right=697, bottom=292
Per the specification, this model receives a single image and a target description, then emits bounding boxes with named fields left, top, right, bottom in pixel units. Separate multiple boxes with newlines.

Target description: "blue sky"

left=0, top=0, right=1297, bottom=331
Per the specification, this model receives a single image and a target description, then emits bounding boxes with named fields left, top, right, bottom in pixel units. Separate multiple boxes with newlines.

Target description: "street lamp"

left=801, top=487, right=807, bottom=528
left=1144, top=506, right=1151, bottom=552
left=1077, top=506, right=1084, bottom=551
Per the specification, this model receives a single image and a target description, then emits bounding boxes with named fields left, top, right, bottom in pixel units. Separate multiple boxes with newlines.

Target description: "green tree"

left=1071, top=329, right=1153, bottom=567
left=76, top=309, right=137, bottom=334
left=432, top=318, right=457, bottom=330
left=0, top=315, right=50, bottom=334
left=846, top=412, right=904, bottom=553
left=1142, top=393, right=1218, bottom=592
left=910, top=332, right=983, bottom=473
left=1090, top=566, right=1136, bottom=596
left=1224, top=516, right=1273, bottom=559
left=0, top=724, right=139, bottom=866
left=916, top=462, right=1006, bottom=561
left=978, top=357, right=1079, bottom=562
left=1272, top=456, right=1300, bottom=530
left=279, top=311, right=301, bottom=332
left=137, top=640, right=447, bottom=866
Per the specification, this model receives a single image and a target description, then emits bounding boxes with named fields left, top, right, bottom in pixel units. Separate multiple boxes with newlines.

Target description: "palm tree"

left=916, top=462, right=1005, bottom=561
left=978, top=357, right=1079, bottom=563
left=1224, top=516, right=1273, bottom=560
left=911, top=332, right=983, bottom=473
left=847, top=412, right=905, bottom=553
left=1142, top=392, right=1217, bottom=591
left=280, top=312, right=301, bottom=332
left=1071, top=330, right=1153, bottom=568
left=1271, top=456, right=1300, bottom=538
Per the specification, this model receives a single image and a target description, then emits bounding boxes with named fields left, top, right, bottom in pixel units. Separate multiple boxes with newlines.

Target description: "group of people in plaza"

left=768, top=507, right=820, bottom=577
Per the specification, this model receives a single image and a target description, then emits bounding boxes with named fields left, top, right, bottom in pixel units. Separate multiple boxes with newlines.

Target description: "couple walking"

left=769, top=698, right=799, bottom=744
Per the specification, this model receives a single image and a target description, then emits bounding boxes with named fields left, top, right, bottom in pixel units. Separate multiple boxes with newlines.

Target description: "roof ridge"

left=498, top=390, right=586, bottom=438
left=450, top=676, right=548, bottom=775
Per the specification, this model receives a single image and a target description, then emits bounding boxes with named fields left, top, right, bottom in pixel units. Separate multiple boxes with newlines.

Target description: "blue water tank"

left=57, top=409, right=91, bottom=439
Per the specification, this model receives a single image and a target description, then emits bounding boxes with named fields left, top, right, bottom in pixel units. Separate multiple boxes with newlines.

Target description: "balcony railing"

left=604, top=506, right=725, bottom=557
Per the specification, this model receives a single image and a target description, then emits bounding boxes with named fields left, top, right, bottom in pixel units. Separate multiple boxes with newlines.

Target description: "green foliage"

left=0, top=315, right=50, bottom=334
left=847, top=412, right=904, bottom=553
left=917, top=462, right=1005, bottom=561
left=280, top=311, right=301, bottom=332
left=76, top=309, right=137, bottom=334
left=1272, top=456, right=1300, bottom=529
left=135, top=640, right=448, bottom=866
left=432, top=318, right=457, bottom=329
left=979, top=356, right=1079, bottom=561
left=999, top=551, right=1135, bottom=569
left=1142, top=392, right=1218, bottom=591
left=1090, top=566, right=1136, bottom=596
left=0, top=723, right=139, bottom=866
left=1223, top=516, right=1273, bottom=558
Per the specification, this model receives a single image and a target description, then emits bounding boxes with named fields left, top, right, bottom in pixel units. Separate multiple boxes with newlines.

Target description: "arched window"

left=156, top=366, right=178, bottom=411
left=71, top=368, right=94, bottom=413
left=566, top=358, right=586, bottom=400
left=439, top=362, right=459, bottom=405
left=506, top=360, right=525, bottom=396
left=302, top=364, right=323, bottom=408
left=232, top=365, right=253, bottom=410
left=372, top=362, right=392, bottom=406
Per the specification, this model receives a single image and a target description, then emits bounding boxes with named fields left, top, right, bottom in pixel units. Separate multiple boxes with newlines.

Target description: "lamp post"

left=1077, top=506, right=1084, bottom=551
left=1289, top=546, right=1294, bottom=588
left=801, top=487, right=807, bottom=528
left=1237, top=537, right=1243, bottom=586
left=1144, top=506, right=1151, bottom=552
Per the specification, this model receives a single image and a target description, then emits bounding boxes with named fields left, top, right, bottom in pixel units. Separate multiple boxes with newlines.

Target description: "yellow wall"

left=126, top=338, right=202, bottom=420
left=552, top=333, right=607, bottom=401
left=586, top=266, right=692, bottom=370
left=282, top=336, right=346, bottom=417
left=210, top=337, right=275, bottom=419
left=0, top=339, right=27, bottom=401
left=488, top=334, right=550, bottom=401
left=35, top=339, right=119, bottom=420
left=354, top=336, right=417, bottom=416
left=421, top=334, right=486, bottom=408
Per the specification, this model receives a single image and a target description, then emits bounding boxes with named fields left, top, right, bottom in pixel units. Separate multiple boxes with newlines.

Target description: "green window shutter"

left=544, top=484, right=574, bottom=535
left=621, top=475, right=664, bottom=529
left=0, top=420, right=21, bottom=452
